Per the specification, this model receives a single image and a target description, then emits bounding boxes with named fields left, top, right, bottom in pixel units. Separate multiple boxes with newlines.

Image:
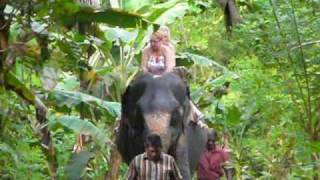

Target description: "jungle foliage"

left=0, top=0, right=319, bottom=179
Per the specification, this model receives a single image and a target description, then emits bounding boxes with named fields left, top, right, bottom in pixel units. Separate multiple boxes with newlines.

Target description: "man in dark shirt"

left=198, top=130, right=233, bottom=180
left=127, top=134, right=183, bottom=180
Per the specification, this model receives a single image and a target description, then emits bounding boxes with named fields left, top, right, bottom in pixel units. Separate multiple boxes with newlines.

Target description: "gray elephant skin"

left=116, top=72, right=208, bottom=180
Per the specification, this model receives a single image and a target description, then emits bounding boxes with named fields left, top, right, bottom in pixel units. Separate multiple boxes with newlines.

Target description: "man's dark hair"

left=207, top=129, right=217, bottom=141
left=144, top=134, right=162, bottom=149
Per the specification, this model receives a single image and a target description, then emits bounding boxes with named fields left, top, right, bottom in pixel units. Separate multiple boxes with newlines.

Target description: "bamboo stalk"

left=290, top=40, right=320, bottom=50
left=287, top=0, right=318, bottom=178
left=269, top=0, right=309, bottom=123
left=287, top=0, right=313, bottom=126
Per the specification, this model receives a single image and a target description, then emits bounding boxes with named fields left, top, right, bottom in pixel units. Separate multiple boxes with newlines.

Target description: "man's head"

left=206, top=129, right=217, bottom=151
left=144, top=134, right=162, bottom=161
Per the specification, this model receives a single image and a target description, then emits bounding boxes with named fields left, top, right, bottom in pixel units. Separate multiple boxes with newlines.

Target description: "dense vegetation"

left=0, top=0, right=319, bottom=179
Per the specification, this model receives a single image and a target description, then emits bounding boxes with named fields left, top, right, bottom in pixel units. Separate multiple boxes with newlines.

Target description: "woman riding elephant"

left=141, top=31, right=175, bottom=75
left=159, top=26, right=176, bottom=55
left=141, top=27, right=206, bottom=128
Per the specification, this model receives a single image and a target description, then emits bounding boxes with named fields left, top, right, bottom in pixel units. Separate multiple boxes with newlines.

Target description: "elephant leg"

left=175, top=133, right=191, bottom=180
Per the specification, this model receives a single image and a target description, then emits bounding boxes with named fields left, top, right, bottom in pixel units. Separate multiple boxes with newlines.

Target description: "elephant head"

left=116, top=72, right=207, bottom=179
left=117, top=72, right=190, bottom=157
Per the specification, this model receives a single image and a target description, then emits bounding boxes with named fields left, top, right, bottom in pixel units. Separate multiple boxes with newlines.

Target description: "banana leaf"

left=178, top=52, right=228, bottom=70
left=65, top=151, right=92, bottom=180
left=49, top=89, right=121, bottom=117
left=4, top=71, right=35, bottom=103
left=50, top=115, right=110, bottom=146
left=143, top=0, right=189, bottom=24
left=62, top=8, right=151, bottom=29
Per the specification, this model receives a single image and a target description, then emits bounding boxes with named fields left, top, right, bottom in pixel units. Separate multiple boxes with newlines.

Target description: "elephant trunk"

left=144, top=111, right=172, bottom=153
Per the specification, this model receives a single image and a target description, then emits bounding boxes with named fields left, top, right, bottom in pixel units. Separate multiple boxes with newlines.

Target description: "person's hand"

left=197, top=120, right=208, bottom=129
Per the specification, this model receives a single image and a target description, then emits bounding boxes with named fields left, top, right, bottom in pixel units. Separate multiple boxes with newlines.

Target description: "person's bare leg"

left=190, top=101, right=208, bottom=128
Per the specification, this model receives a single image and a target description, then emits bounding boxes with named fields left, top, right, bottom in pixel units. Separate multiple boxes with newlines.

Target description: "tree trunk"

left=0, top=1, right=9, bottom=85
left=105, top=145, right=123, bottom=180
left=217, top=0, right=242, bottom=31
left=312, top=153, right=319, bottom=180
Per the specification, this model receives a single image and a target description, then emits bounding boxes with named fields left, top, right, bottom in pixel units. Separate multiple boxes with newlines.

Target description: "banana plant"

left=80, top=0, right=191, bottom=102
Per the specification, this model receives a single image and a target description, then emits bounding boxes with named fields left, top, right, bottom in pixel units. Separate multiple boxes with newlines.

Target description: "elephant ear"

left=121, top=85, right=131, bottom=120
left=116, top=85, right=132, bottom=163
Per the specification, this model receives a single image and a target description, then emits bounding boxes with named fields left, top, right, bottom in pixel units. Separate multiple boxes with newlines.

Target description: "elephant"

left=116, top=72, right=208, bottom=179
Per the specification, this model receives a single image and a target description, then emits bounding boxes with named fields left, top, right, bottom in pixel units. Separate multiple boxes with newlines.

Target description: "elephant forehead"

left=137, top=91, right=180, bottom=113
left=144, top=111, right=171, bottom=134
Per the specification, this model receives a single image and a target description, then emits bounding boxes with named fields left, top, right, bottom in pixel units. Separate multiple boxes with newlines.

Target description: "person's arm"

left=170, top=158, right=183, bottom=180
left=221, top=146, right=233, bottom=180
left=127, top=158, right=138, bottom=180
left=141, top=48, right=149, bottom=73
left=222, top=149, right=230, bottom=162
left=163, top=46, right=175, bottom=73
left=222, top=133, right=230, bottom=150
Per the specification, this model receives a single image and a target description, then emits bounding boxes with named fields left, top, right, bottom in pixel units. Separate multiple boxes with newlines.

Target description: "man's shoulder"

left=164, top=43, right=175, bottom=52
left=215, top=147, right=229, bottom=153
left=214, top=147, right=230, bottom=160
left=160, top=45, right=171, bottom=52
left=133, top=153, right=146, bottom=161
left=161, top=153, right=175, bottom=161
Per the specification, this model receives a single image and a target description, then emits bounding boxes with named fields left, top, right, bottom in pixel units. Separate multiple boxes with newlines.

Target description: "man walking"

left=197, top=130, right=233, bottom=180
left=127, top=134, right=183, bottom=180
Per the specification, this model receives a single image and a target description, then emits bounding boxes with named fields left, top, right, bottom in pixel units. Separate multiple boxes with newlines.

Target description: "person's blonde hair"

left=158, top=26, right=171, bottom=41
left=151, top=31, right=164, bottom=40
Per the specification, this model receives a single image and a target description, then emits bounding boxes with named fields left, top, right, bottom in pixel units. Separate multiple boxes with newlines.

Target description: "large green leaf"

left=62, top=8, right=151, bottom=29
left=153, top=2, right=189, bottom=25
left=49, top=89, right=121, bottom=117
left=133, top=26, right=153, bottom=54
left=122, top=0, right=152, bottom=12
left=209, top=71, right=239, bottom=87
left=102, top=26, right=139, bottom=43
left=226, top=105, right=241, bottom=126
left=65, top=151, right=92, bottom=180
left=55, top=76, right=79, bottom=91
left=179, top=52, right=228, bottom=70
left=52, top=115, right=109, bottom=145
left=144, top=1, right=189, bottom=24
left=4, top=71, right=35, bottom=103
left=145, top=0, right=179, bottom=21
